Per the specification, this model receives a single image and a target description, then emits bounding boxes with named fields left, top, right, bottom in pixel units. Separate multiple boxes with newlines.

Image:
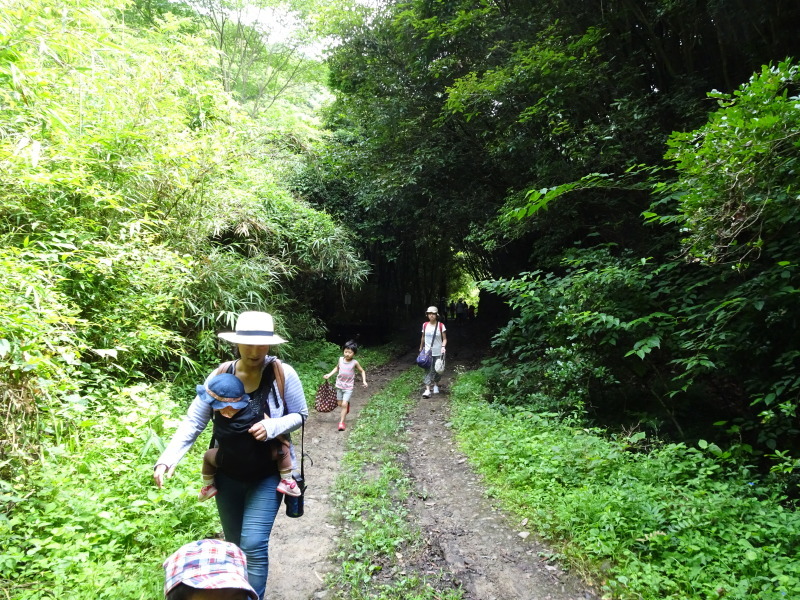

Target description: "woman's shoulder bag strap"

left=424, top=322, right=439, bottom=342
left=272, top=358, right=285, bottom=409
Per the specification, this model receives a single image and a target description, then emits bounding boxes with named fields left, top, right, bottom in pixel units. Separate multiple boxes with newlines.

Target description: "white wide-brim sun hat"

left=218, top=311, right=288, bottom=345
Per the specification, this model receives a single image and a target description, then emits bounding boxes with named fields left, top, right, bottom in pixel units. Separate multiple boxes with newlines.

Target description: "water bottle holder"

left=284, top=474, right=305, bottom=518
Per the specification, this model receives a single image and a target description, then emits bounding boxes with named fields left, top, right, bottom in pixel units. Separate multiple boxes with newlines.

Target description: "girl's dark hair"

left=166, top=583, right=194, bottom=600
left=343, top=339, right=359, bottom=353
left=167, top=583, right=250, bottom=600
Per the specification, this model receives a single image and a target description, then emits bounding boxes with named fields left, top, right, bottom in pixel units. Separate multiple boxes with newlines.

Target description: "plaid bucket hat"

left=163, top=539, right=257, bottom=599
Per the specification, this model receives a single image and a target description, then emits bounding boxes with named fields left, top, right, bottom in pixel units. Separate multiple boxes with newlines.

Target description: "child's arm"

left=356, top=361, right=368, bottom=387
left=323, top=363, right=339, bottom=379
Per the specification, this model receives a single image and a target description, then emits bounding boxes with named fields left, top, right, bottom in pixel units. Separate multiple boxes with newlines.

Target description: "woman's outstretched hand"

left=153, top=463, right=176, bottom=488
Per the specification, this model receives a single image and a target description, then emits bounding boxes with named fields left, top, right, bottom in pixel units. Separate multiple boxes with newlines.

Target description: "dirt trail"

left=265, top=358, right=412, bottom=598
left=267, top=321, right=598, bottom=600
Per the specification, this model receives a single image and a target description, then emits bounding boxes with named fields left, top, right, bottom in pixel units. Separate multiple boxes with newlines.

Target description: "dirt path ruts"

left=405, top=381, right=597, bottom=600
left=267, top=330, right=598, bottom=600
left=265, top=358, right=412, bottom=599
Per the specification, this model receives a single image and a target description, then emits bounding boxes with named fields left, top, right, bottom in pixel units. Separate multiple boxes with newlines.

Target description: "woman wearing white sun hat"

left=419, top=306, right=447, bottom=398
left=153, top=311, right=308, bottom=600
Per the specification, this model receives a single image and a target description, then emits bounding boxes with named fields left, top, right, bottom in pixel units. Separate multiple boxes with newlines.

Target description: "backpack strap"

left=299, top=414, right=306, bottom=486
left=215, top=360, right=236, bottom=376
left=208, top=360, right=235, bottom=449
left=214, top=359, right=284, bottom=401
left=272, top=358, right=285, bottom=409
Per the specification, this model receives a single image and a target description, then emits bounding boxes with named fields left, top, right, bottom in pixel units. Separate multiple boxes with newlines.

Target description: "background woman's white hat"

left=426, top=306, right=438, bottom=314
left=218, top=311, right=287, bottom=345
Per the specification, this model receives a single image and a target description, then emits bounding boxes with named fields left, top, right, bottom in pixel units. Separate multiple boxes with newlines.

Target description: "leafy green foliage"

left=0, top=245, right=85, bottom=472
left=181, top=0, right=331, bottom=118
left=653, top=60, right=800, bottom=455
left=1, top=383, right=218, bottom=599
left=450, top=372, right=800, bottom=600
left=481, top=59, right=800, bottom=464
left=0, top=0, right=369, bottom=455
left=314, top=0, right=800, bottom=328
left=664, top=60, right=800, bottom=267
left=479, top=248, right=658, bottom=418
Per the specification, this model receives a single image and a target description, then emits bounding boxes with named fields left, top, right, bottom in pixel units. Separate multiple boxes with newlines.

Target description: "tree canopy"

left=307, top=0, right=800, bottom=463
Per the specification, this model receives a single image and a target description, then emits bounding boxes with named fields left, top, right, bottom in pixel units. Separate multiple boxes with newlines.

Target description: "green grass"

left=326, top=369, right=464, bottom=600
left=1, top=384, right=219, bottom=599
left=449, top=370, right=800, bottom=600
left=0, top=341, right=402, bottom=600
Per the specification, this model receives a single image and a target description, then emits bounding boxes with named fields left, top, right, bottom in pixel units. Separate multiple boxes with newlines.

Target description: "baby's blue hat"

left=197, top=373, right=250, bottom=411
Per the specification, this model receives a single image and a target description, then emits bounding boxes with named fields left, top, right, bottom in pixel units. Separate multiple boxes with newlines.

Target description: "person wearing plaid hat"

left=163, top=539, right=257, bottom=599
left=153, top=312, right=308, bottom=600
left=196, top=373, right=302, bottom=502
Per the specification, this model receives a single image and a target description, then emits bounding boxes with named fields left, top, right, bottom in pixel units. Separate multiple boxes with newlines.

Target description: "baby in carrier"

left=196, top=373, right=300, bottom=500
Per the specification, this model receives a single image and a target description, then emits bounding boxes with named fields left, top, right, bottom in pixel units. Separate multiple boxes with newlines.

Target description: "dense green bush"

left=656, top=60, right=800, bottom=457
left=479, top=248, right=649, bottom=416
left=450, top=371, right=800, bottom=599
left=1, top=382, right=218, bottom=599
left=482, top=60, right=800, bottom=463
left=0, top=245, right=86, bottom=473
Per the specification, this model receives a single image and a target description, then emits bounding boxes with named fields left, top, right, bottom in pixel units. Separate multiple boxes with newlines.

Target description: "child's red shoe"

left=198, top=484, right=218, bottom=502
left=277, top=478, right=301, bottom=497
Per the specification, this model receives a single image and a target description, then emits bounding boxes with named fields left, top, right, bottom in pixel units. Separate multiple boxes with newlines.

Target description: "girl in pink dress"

left=323, top=340, right=368, bottom=431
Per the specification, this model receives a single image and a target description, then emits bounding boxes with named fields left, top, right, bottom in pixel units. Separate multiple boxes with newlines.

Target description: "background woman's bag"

left=314, top=381, right=338, bottom=412
left=434, top=356, right=445, bottom=374
left=416, top=349, right=432, bottom=369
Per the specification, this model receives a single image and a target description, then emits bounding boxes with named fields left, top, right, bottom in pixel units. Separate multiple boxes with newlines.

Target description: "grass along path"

left=325, top=368, right=464, bottom=600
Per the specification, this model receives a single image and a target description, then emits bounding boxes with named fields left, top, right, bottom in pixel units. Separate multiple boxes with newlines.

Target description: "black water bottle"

left=284, top=474, right=305, bottom=518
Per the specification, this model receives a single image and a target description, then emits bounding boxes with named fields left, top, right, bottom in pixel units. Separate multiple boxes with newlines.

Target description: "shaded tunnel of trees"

left=294, top=0, right=800, bottom=460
